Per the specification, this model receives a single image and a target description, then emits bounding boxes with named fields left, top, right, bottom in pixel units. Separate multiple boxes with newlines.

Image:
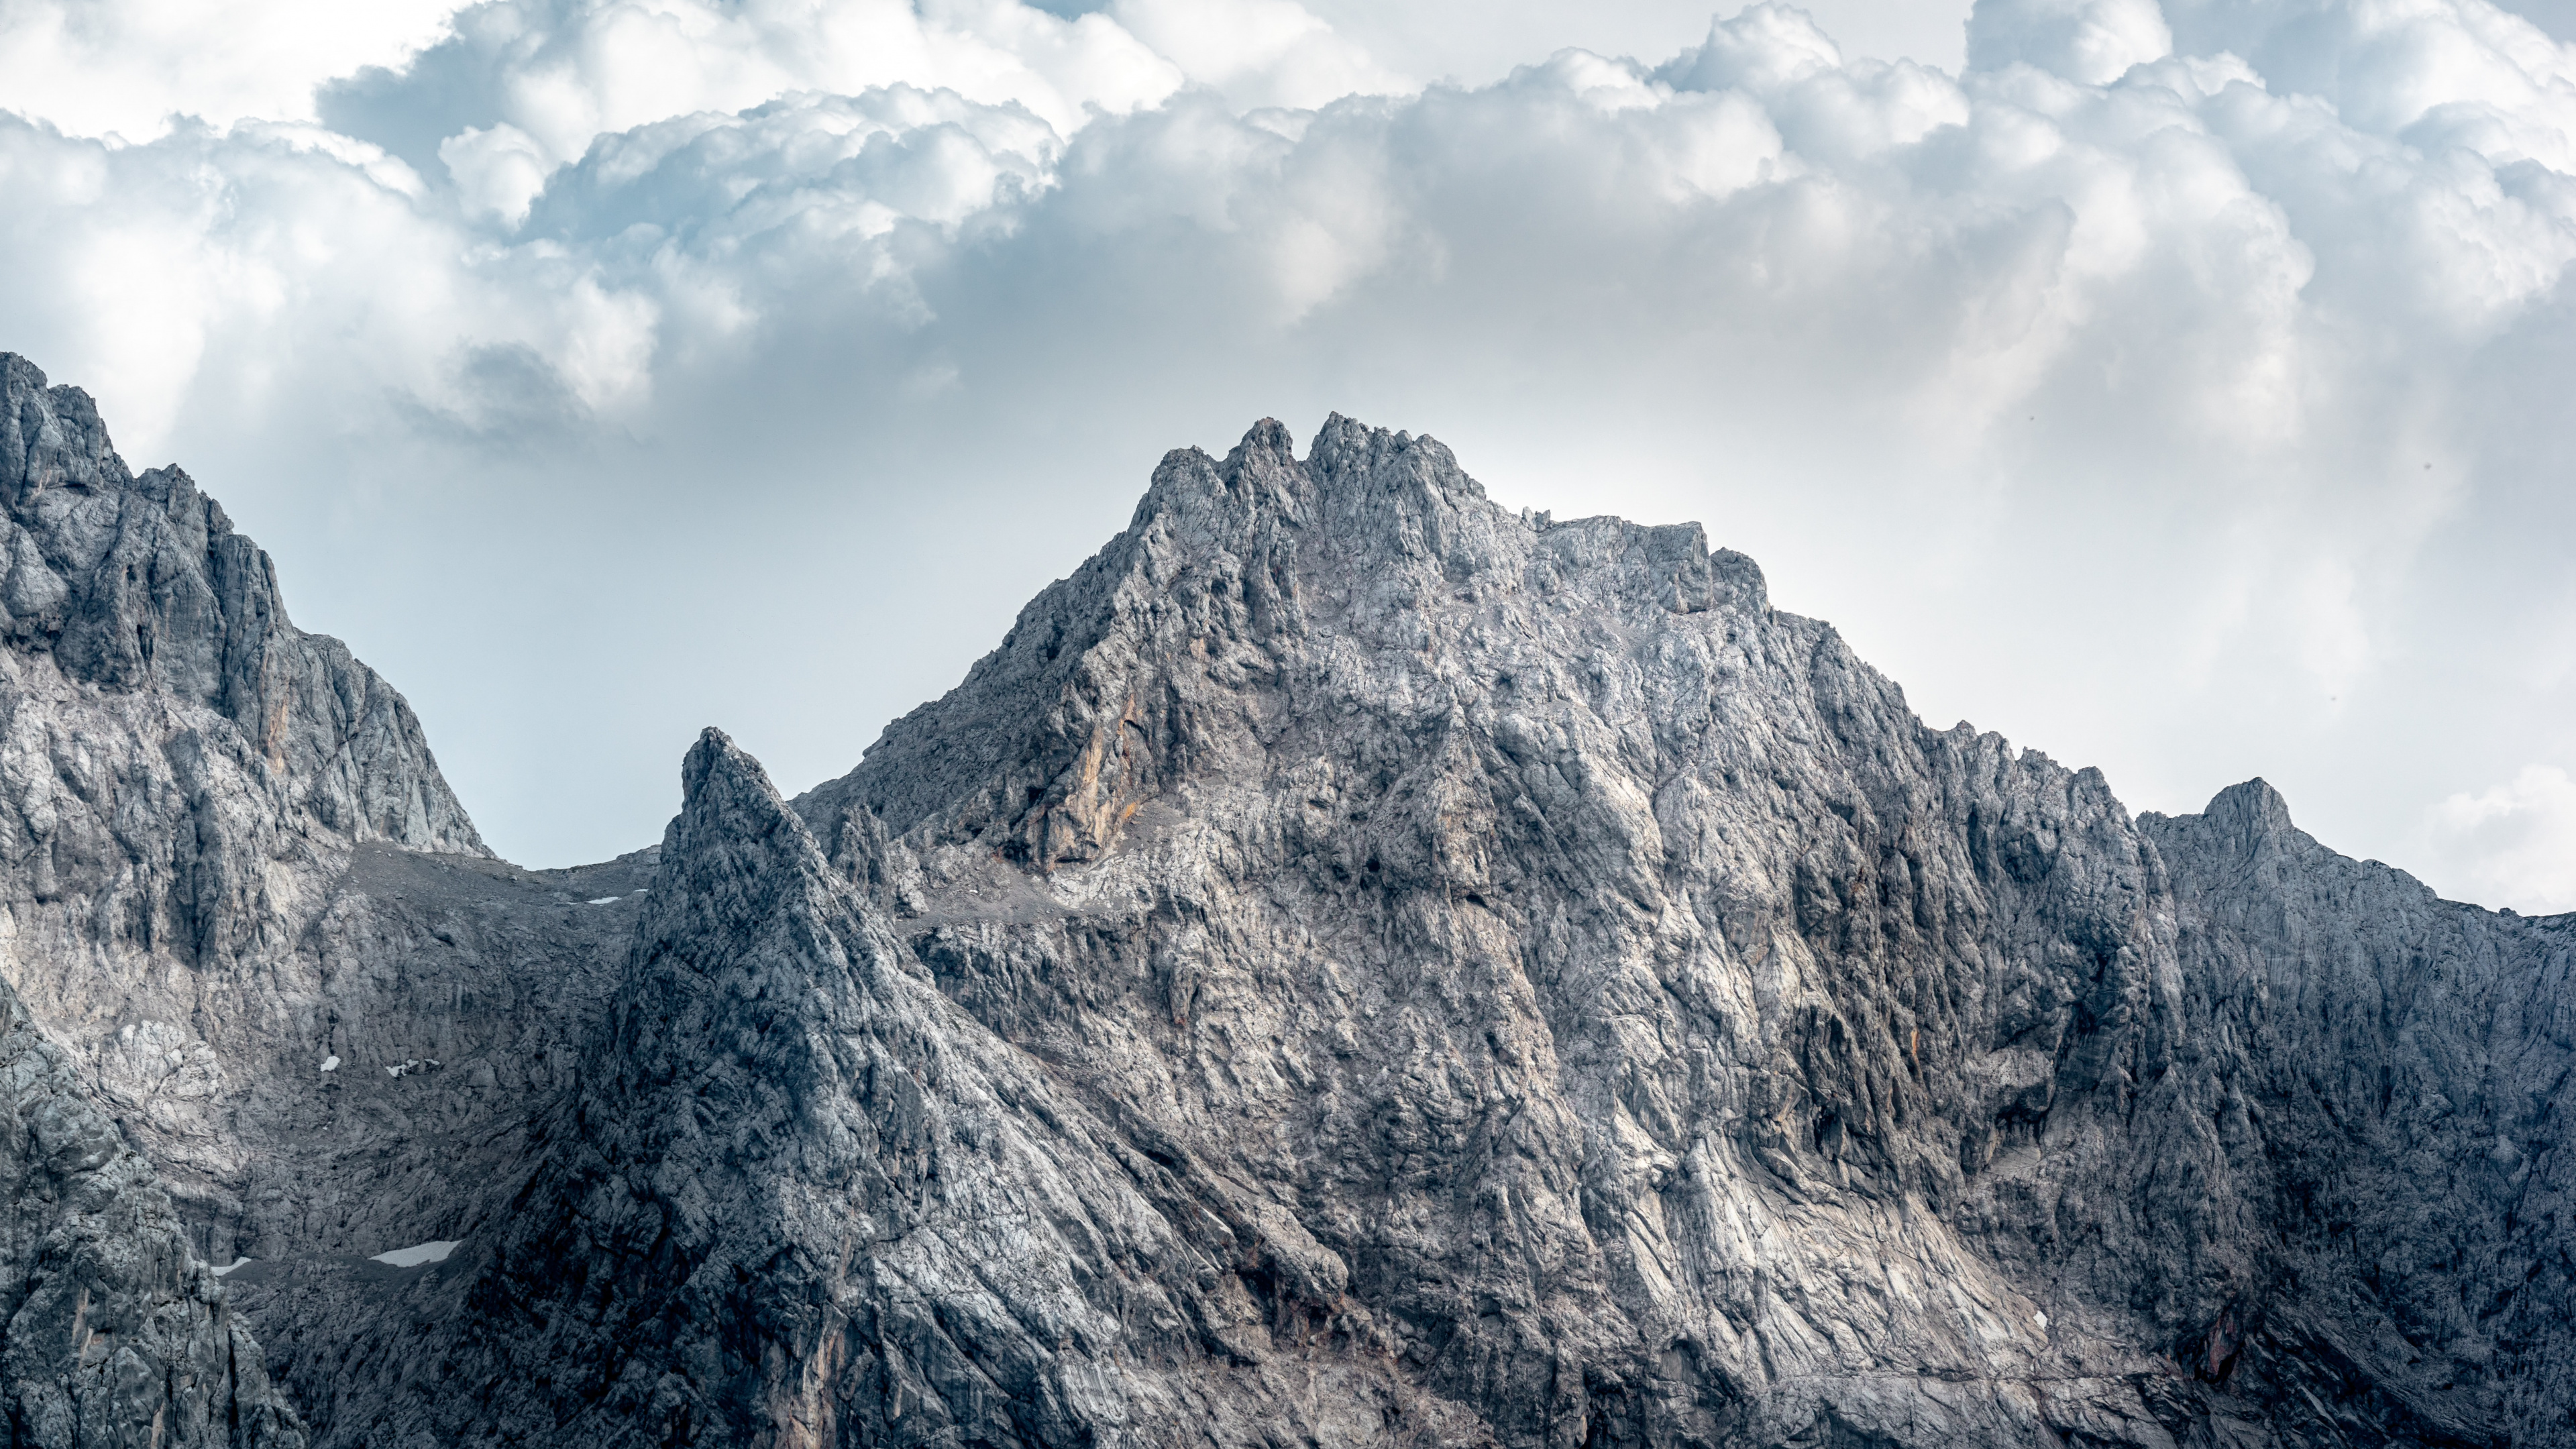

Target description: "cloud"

left=0, top=0, right=460, bottom=137
left=441, top=120, right=553, bottom=222
left=1972, top=0, right=2174, bottom=83
left=1107, top=0, right=1407, bottom=109
left=311, top=0, right=1193, bottom=181
left=2427, top=766, right=2576, bottom=912
left=0, top=0, right=2569, bottom=910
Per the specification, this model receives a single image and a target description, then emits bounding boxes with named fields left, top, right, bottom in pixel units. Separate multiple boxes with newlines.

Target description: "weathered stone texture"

left=0, top=977, right=306, bottom=1448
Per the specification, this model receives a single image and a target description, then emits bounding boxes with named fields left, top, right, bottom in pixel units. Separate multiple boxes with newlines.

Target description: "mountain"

left=0, top=356, right=637, bottom=1424
left=0, top=354, right=2565, bottom=1447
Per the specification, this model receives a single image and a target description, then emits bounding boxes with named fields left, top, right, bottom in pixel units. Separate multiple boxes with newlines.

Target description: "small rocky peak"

left=1305, top=412, right=1484, bottom=504
left=1126, top=418, right=1313, bottom=541
left=679, top=725, right=791, bottom=830
left=1232, top=416, right=1298, bottom=467
left=657, top=727, right=834, bottom=910
left=614, top=730, right=898, bottom=1103
left=1289, top=413, right=1532, bottom=591
left=2145, top=777, right=2306, bottom=873
left=0, top=354, right=128, bottom=506
left=1217, top=417, right=1311, bottom=519
left=645, top=726, right=921, bottom=1006
left=2204, top=778, right=2295, bottom=839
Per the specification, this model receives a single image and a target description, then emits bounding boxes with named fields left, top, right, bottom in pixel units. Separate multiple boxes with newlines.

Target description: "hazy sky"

left=1, top=0, right=2571, bottom=911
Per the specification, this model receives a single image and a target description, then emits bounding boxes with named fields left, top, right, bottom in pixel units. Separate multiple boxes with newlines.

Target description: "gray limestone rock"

left=0, top=358, right=2566, bottom=1449
left=0, top=355, right=482, bottom=858
left=0, top=973, right=305, bottom=1448
left=2138, top=784, right=2573, bottom=1446
left=784, top=417, right=2573, bottom=1446
left=0, top=355, right=531, bottom=1250
left=262, top=728, right=1468, bottom=1448
left=0, top=356, right=623, bottom=1440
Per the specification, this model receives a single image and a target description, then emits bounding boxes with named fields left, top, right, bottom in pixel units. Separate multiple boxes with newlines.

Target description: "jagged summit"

left=2141, top=776, right=2294, bottom=837
left=794, top=412, right=1768, bottom=869
left=1128, top=413, right=1485, bottom=529
left=2202, top=775, right=2293, bottom=824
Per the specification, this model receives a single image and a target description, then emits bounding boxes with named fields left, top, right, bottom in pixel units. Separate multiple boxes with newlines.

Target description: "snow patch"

left=386, top=1057, right=441, bottom=1079
left=370, top=1240, right=462, bottom=1269
left=209, top=1258, right=253, bottom=1277
left=586, top=896, right=621, bottom=905
left=319, top=1055, right=340, bottom=1072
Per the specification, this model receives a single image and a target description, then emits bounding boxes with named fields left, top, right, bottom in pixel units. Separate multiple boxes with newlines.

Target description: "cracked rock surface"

left=0, top=354, right=2567, bottom=1448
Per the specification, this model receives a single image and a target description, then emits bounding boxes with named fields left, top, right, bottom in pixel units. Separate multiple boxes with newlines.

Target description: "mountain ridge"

left=0, top=356, right=2563, bottom=1448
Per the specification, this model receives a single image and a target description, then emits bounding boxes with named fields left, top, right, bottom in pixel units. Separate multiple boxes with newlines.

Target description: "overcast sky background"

left=1, top=0, right=2571, bottom=910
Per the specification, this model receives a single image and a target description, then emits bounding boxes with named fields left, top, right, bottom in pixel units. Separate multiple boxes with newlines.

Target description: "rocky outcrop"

left=0, top=973, right=305, bottom=1449
left=2139, top=784, right=2573, bottom=1446
left=0, top=355, right=482, bottom=859
left=0, top=355, right=533, bottom=1251
left=0, top=357, right=621, bottom=1441
left=282, top=728, right=1472, bottom=1448
left=0, top=360, right=2566, bottom=1448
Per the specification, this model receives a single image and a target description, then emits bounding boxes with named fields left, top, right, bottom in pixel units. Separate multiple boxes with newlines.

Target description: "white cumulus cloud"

left=0, top=0, right=2569, bottom=914
left=0, top=0, right=461, bottom=136
left=2428, top=766, right=2576, bottom=912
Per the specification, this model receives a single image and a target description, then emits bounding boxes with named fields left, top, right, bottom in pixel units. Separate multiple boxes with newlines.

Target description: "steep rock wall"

left=2141, top=786, right=2573, bottom=1445
left=786, top=417, right=2566, bottom=1447
left=282, top=729, right=1481, bottom=1448
left=0, top=356, right=621, bottom=1290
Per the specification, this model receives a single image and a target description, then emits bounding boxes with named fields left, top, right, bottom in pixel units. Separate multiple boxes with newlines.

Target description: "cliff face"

left=2141, top=788, right=2575, bottom=1445
left=782, top=417, right=2568, bottom=1446
left=0, top=355, right=483, bottom=860
left=0, top=358, right=627, bottom=1440
left=0, top=360, right=2563, bottom=1448
left=0, top=358, right=558, bottom=1250
left=277, top=729, right=1481, bottom=1448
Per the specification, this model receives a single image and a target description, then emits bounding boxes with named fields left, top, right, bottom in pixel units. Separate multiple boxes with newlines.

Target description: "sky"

left=0, top=0, right=2571, bottom=912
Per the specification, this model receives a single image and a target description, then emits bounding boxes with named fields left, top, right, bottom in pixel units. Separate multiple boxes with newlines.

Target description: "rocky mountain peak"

left=2139, top=778, right=2314, bottom=915
left=1, top=354, right=123, bottom=503
left=2196, top=775, right=2296, bottom=843
left=797, top=413, right=1766, bottom=877
left=657, top=724, right=828, bottom=914
left=1120, top=415, right=1505, bottom=587
left=0, top=352, right=484, bottom=856
left=1304, top=411, right=1479, bottom=503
